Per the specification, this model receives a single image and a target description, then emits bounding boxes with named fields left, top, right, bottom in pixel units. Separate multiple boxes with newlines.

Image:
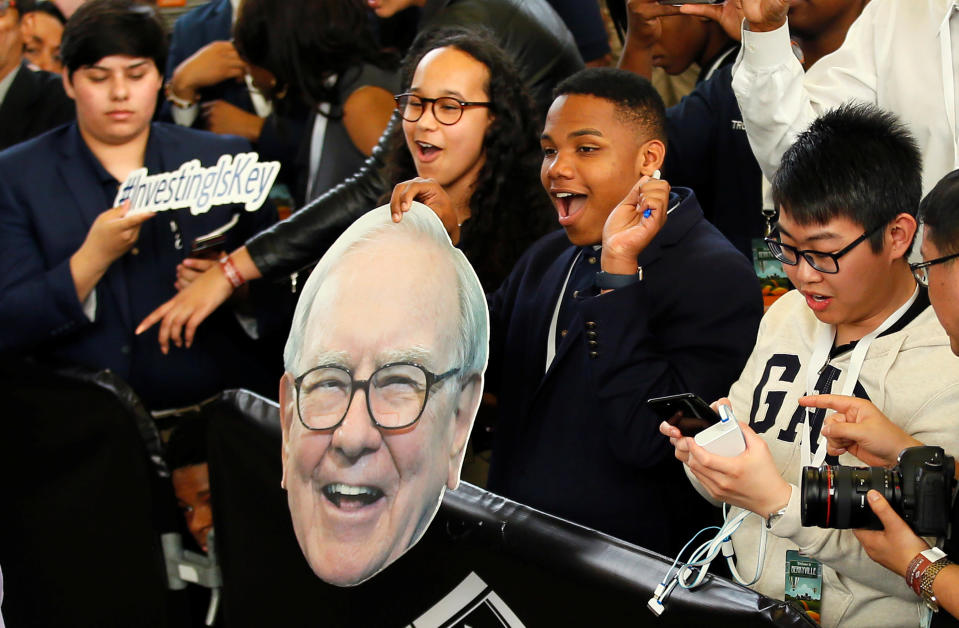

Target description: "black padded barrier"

left=0, top=357, right=189, bottom=628
left=205, top=389, right=817, bottom=628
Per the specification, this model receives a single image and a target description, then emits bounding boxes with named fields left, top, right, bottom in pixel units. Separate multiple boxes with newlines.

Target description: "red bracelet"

left=907, top=553, right=931, bottom=596
left=219, top=255, right=245, bottom=289
left=906, top=548, right=948, bottom=597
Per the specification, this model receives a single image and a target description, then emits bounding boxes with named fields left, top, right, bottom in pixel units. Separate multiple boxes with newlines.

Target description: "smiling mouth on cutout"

left=323, top=483, right=385, bottom=511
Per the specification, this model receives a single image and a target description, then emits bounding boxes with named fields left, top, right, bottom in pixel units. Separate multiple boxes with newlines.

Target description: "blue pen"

left=642, top=170, right=661, bottom=218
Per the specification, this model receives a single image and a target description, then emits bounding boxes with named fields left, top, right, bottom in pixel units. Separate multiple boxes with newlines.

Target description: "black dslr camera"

left=801, top=446, right=955, bottom=536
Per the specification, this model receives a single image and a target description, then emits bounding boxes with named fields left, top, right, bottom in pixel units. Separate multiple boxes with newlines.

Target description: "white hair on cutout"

left=282, top=202, right=489, bottom=382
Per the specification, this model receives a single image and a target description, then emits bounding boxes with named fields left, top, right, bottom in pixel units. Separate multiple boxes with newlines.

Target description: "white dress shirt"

left=732, top=0, right=958, bottom=196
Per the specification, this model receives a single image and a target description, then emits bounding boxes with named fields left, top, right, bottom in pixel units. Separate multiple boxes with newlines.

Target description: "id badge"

left=785, top=550, right=823, bottom=623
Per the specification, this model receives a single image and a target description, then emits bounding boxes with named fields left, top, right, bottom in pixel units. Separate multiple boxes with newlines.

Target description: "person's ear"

left=634, top=137, right=666, bottom=179
left=278, top=372, right=296, bottom=490
left=887, top=212, right=918, bottom=261
left=446, top=373, right=483, bottom=491
left=61, top=67, right=75, bottom=100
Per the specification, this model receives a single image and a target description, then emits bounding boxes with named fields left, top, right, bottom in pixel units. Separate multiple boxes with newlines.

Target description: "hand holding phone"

left=647, top=393, right=720, bottom=437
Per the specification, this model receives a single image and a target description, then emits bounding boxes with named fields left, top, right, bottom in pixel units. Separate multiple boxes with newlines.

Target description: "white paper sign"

left=114, top=152, right=280, bottom=216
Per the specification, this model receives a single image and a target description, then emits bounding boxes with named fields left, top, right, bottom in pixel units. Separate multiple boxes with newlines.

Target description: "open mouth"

left=323, top=483, right=384, bottom=510
left=415, top=140, right=441, bottom=160
left=553, top=191, right=587, bottom=224
left=803, top=291, right=832, bottom=311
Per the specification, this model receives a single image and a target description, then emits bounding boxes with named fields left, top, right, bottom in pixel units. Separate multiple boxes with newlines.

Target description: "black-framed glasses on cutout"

left=294, top=362, right=460, bottom=431
left=910, top=252, right=959, bottom=287
left=394, top=93, right=492, bottom=125
left=764, top=223, right=883, bottom=274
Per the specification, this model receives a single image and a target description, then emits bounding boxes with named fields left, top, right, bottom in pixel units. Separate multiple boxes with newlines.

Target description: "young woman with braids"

left=139, top=28, right=555, bottom=350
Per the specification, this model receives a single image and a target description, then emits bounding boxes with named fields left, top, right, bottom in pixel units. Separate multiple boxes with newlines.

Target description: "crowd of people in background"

left=5, top=0, right=959, bottom=626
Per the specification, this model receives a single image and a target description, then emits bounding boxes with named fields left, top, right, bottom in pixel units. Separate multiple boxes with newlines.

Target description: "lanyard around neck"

left=799, top=286, right=920, bottom=471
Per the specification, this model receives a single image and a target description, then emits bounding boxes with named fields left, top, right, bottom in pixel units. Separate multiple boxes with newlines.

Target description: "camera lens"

left=801, top=464, right=899, bottom=529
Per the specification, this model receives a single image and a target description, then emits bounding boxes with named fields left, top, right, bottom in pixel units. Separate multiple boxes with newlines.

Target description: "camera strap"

left=800, top=286, right=920, bottom=473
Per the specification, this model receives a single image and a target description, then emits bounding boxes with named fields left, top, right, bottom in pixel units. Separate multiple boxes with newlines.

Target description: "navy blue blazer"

left=0, top=62, right=74, bottom=150
left=485, top=188, right=763, bottom=553
left=664, top=64, right=766, bottom=261
left=161, top=0, right=307, bottom=184
left=0, top=123, right=281, bottom=408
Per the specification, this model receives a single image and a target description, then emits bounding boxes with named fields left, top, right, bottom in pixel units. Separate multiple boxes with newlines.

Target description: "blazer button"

left=585, top=321, right=597, bottom=330
left=130, top=247, right=140, bottom=256
left=588, top=340, right=598, bottom=348
left=560, top=329, right=568, bottom=337
left=589, top=351, right=599, bottom=359
left=586, top=331, right=598, bottom=340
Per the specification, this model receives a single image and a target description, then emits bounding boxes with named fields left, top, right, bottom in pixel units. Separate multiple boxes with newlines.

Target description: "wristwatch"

left=765, top=505, right=788, bottom=529
left=164, top=81, right=198, bottom=109
left=595, top=267, right=643, bottom=290
left=919, top=547, right=953, bottom=611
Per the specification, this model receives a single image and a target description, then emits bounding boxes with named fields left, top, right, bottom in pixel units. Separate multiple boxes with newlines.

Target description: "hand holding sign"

left=70, top=201, right=154, bottom=302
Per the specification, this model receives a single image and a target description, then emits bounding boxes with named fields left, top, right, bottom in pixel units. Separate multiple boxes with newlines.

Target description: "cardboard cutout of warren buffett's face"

left=278, top=204, right=487, bottom=587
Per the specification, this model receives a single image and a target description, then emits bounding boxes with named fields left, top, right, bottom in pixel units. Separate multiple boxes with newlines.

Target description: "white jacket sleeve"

left=732, top=5, right=881, bottom=183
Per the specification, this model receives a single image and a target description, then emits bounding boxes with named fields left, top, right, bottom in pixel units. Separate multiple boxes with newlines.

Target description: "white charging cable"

left=648, top=504, right=768, bottom=616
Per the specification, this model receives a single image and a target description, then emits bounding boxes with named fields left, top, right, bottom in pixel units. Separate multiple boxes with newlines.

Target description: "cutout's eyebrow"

left=303, top=350, right=351, bottom=371
left=299, top=347, right=437, bottom=372
left=377, top=346, right=434, bottom=368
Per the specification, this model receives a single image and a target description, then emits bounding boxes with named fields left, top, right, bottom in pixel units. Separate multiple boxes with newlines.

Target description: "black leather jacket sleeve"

left=244, top=117, right=395, bottom=279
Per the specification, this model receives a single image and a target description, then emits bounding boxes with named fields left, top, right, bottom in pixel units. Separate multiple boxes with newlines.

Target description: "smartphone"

left=647, top=393, right=721, bottom=437
left=190, top=233, right=227, bottom=260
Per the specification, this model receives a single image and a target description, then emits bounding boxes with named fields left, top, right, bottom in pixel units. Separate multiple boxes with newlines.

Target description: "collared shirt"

left=0, top=63, right=20, bottom=109
left=732, top=0, right=957, bottom=197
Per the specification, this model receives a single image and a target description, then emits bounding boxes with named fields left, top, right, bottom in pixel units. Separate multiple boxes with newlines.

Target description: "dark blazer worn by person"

left=664, top=63, right=766, bottom=261
left=0, top=62, right=74, bottom=150
left=0, top=122, right=282, bottom=409
left=161, top=0, right=307, bottom=185
left=484, top=188, right=763, bottom=554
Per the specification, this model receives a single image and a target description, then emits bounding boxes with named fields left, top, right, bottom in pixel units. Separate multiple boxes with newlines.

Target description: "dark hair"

left=166, top=416, right=208, bottom=472
left=773, top=103, right=922, bottom=253
left=234, top=0, right=396, bottom=112
left=385, top=27, right=554, bottom=290
left=60, top=0, right=165, bottom=78
left=919, top=170, right=959, bottom=256
left=12, top=0, right=36, bottom=19
left=26, top=0, right=66, bottom=24
left=553, top=67, right=667, bottom=142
